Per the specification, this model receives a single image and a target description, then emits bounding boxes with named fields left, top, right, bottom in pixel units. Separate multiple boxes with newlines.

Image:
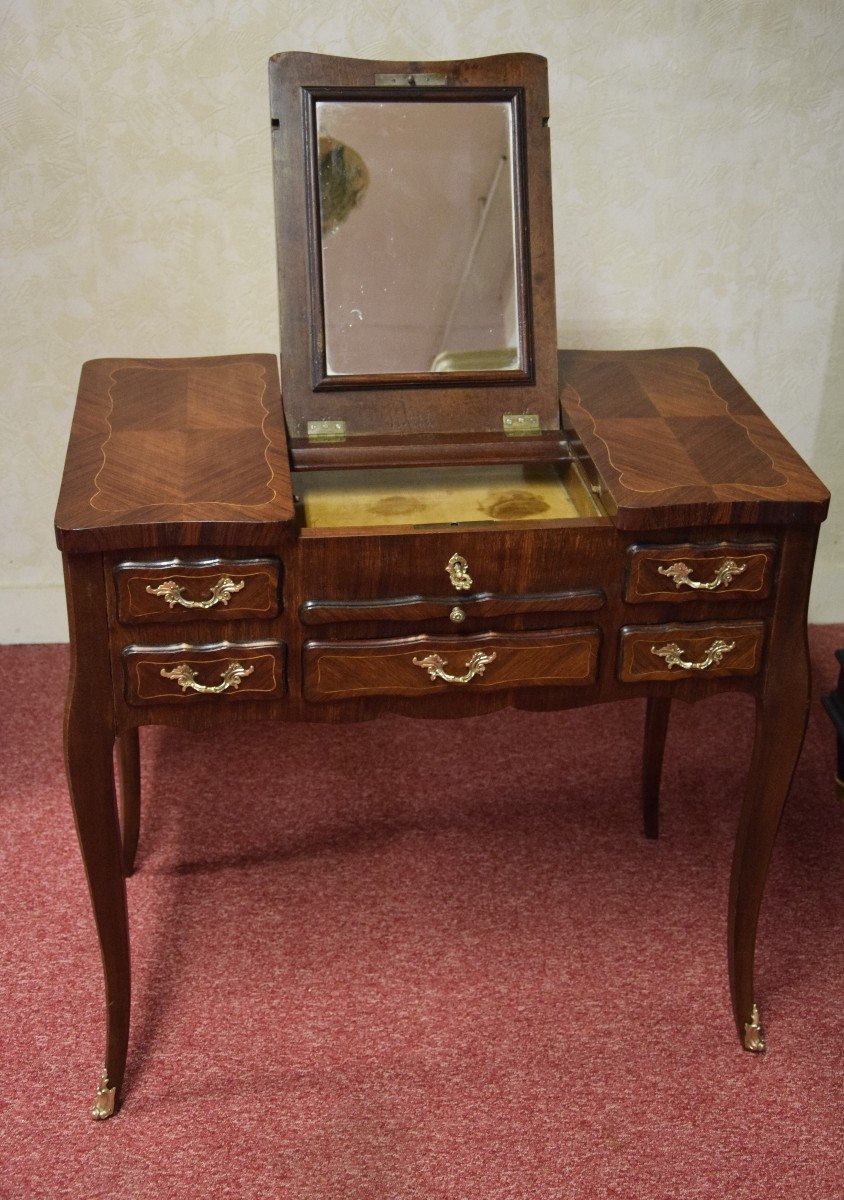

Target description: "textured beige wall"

left=2, top=0, right=841, bottom=641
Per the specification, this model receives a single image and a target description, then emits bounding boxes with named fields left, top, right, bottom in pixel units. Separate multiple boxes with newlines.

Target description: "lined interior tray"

left=295, top=462, right=603, bottom=528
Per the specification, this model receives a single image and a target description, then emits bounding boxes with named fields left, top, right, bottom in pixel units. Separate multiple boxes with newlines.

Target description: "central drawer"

left=303, top=628, right=600, bottom=701
left=296, top=526, right=618, bottom=611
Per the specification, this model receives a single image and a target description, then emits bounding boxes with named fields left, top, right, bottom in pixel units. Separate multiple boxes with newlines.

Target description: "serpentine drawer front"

left=625, top=544, right=775, bottom=604
left=114, top=558, right=281, bottom=624
left=303, top=628, right=601, bottom=701
left=122, top=640, right=287, bottom=704
left=618, top=622, right=765, bottom=683
left=300, top=587, right=606, bottom=626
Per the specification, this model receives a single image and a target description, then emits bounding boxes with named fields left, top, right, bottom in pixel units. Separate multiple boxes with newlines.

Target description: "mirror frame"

left=270, top=52, right=559, bottom=438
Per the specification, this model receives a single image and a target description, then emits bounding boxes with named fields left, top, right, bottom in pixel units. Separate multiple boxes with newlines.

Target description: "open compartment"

left=294, top=458, right=604, bottom=529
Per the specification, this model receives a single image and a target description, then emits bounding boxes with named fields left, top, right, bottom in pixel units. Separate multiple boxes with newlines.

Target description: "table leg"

left=642, top=697, right=670, bottom=839
left=727, top=529, right=814, bottom=1053
left=820, top=649, right=844, bottom=801
left=117, top=728, right=141, bottom=875
left=63, top=555, right=130, bottom=1118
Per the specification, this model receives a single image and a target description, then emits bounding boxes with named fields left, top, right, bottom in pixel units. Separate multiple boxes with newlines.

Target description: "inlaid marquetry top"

left=55, top=356, right=294, bottom=552
left=56, top=348, right=828, bottom=553
left=559, top=348, right=829, bottom=529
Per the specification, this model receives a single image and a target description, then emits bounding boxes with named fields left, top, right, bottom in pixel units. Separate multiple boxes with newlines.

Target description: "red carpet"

left=1, top=629, right=843, bottom=1199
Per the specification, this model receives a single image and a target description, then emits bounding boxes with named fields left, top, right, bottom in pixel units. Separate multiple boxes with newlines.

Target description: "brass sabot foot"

left=92, top=1068, right=116, bottom=1120
left=743, top=1003, right=766, bottom=1053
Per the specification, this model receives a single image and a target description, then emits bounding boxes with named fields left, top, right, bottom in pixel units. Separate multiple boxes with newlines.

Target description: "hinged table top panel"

left=55, top=356, right=294, bottom=553
left=56, top=348, right=829, bottom=554
left=560, top=347, right=829, bottom=529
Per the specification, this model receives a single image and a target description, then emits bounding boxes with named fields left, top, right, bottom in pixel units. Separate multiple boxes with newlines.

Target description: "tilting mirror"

left=270, top=53, right=559, bottom=437
left=316, top=99, right=521, bottom=377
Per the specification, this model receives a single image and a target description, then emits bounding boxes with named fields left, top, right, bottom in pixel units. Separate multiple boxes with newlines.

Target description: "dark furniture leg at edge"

left=821, top=648, right=844, bottom=801
left=642, top=697, right=671, bottom=839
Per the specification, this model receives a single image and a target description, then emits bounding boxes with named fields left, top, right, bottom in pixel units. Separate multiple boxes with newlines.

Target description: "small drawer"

left=300, top=588, right=606, bottom=626
left=114, top=558, right=280, bottom=624
left=618, top=622, right=765, bottom=683
left=303, top=628, right=600, bottom=702
left=123, top=640, right=286, bottom=705
left=625, top=543, right=775, bottom=604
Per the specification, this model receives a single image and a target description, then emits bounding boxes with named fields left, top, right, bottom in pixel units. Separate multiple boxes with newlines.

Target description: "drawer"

left=618, top=622, right=765, bottom=683
left=297, top=527, right=618, bottom=607
left=114, top=558, right=281, bottom=624
left=625, top=543, right=775, bottom=604
left=300, top=588, right=605, bottom=626
left=303, top=628, right=600, bottom=701
left=123, top=640, right=286, bottom=705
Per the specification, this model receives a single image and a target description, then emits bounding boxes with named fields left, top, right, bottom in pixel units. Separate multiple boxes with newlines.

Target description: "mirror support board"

left=269, top=53, right=559, bottom=440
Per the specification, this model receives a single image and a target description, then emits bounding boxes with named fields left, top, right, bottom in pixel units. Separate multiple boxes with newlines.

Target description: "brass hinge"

left=307, top=420, right=347, bottom=443
left=502, top=413, right=540, bottom=436
left=374, top=72, right=447, bottom=87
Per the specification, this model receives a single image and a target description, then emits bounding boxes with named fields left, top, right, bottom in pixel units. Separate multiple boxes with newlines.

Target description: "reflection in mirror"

left=316, top=100, right=520, bottom=377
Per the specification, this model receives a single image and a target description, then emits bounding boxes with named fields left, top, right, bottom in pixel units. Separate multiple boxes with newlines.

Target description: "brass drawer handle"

left=446, top=553, right=473, bottom=592
left=651, top=639, right=735, bottom=671
left=412, top=650, right=496, bottom=684
left=657, top=559, right=747, bottom=591
left=159, top=661, right=254, bottom=694
left=145, top=576, right=245, bottom=609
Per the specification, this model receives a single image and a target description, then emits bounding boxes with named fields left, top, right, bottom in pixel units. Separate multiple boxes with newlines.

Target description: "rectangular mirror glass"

left=315, top=99, right=521, bottom=377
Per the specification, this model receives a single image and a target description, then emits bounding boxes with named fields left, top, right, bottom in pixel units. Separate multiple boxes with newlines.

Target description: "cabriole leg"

left=727, top=529, right=815, bottom=1052
left=728, top=690, right=809, bottom=1053
left=63, top=554, right=130, bottom=1118
left=117, top=728, right=141, bottom=875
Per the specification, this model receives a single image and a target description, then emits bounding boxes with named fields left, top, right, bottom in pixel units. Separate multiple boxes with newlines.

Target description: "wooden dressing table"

left=56, top=54, right=829, bottom=1120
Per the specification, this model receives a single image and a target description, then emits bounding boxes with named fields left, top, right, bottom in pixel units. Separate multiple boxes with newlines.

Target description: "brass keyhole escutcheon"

left=446, top=553, right=472, bottom=591
left=450, top=606, right=466, bottom=623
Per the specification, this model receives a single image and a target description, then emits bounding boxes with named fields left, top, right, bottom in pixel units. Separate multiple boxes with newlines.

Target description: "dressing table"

left=55, top=53, right=829, bottom=1119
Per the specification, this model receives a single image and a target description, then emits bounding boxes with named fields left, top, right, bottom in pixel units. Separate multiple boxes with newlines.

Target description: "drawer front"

left=123, top=641, right=286, bottom=705
left=298, top=527, right=618, bottom=606
left=625, top=543, right=775, bottom=604
left=300, top=588, right=605, bottom=626
left=115, top=558, right=280, bottom=624
left=618, top=622, right=765, bottom=683
left=303, top=628, right=600, bottom=701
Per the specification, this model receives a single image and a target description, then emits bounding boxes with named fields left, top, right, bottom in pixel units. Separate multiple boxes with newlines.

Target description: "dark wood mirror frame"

left=269, top=52, right=559, bottom=440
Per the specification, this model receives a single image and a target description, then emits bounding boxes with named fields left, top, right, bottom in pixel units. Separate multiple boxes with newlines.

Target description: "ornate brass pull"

left=159, top=661, right=254, bottom=693
left=657, top=559, right=747, bottom=591
left=651, top=639, right=736, bottom=671
left=412, top=650, right=496, bottom=684
left=446, top=553, right=473, bottom=592
left=145, top=576, right=245, bottom=609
